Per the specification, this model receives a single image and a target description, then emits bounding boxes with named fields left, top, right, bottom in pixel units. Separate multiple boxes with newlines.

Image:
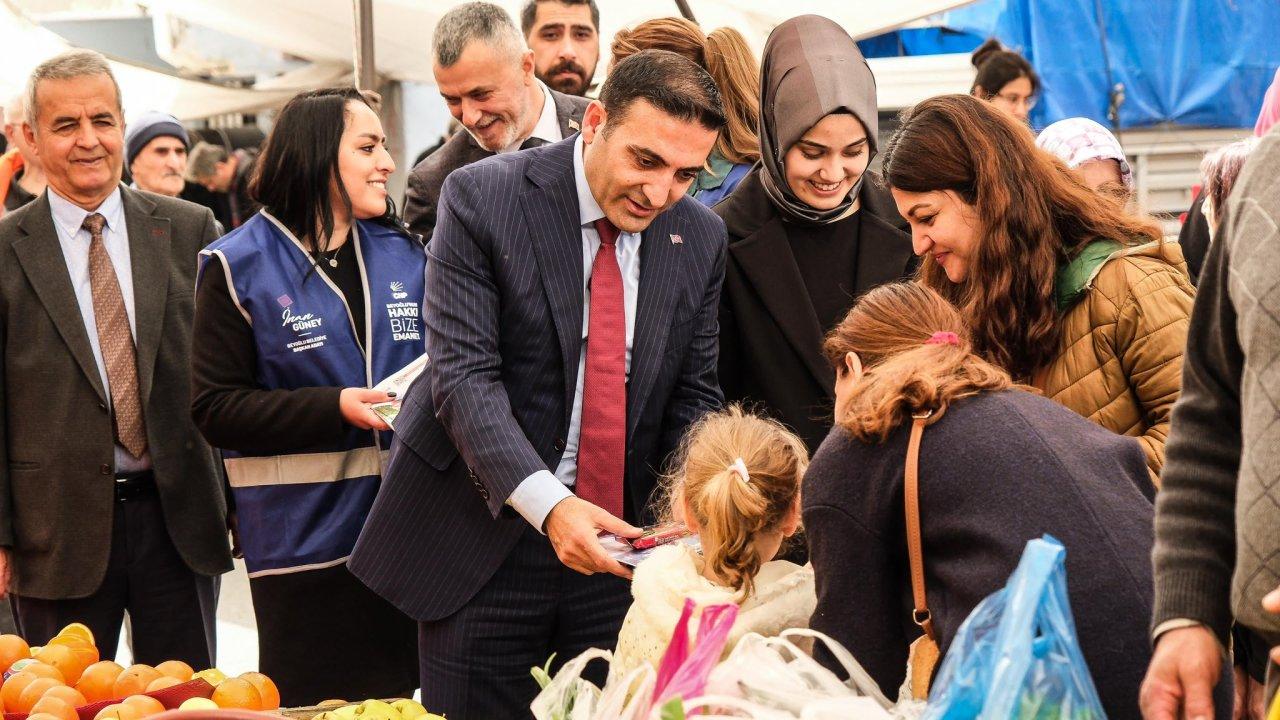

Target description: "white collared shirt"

left=499, top=80, right=564, bottom=154
left=48, top=186, right=151, bottom=473
left=507, top=134, right=643, bottom=530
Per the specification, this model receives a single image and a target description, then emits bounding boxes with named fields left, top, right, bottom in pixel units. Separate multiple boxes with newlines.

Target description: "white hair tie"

left=729, top=458, right=751, bottom=485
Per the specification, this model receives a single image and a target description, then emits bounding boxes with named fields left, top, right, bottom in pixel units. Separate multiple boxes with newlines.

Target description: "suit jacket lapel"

left=626, top=210, right=684, bottom=438
left=520, top=142, right=584, bottom=425
left=122, top=188, right=170, bottom=407
left=461, top=132, right=492, bottom=166
left=11, top=193, right=108, bottom=403
left=551, top=90, right=584, bottom=137
left=730, top=217, right=832, bottom=391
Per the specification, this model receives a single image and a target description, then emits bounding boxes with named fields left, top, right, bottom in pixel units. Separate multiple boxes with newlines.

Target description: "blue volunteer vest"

left=198, top=211, right=426, bottom=577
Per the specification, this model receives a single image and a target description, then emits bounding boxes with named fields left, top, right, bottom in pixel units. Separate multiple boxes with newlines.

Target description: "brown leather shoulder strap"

left=905, top=413, right=936, bottom=641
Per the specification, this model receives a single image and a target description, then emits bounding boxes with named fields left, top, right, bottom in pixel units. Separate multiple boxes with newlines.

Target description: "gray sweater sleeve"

left=1151, top=213, right=1242, bottom=643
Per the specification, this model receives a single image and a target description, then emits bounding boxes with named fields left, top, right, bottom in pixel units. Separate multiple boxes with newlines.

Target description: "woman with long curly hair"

left=881, top=94, right=1194, bottom=478
left=803, top=282, right=1182, bottom=715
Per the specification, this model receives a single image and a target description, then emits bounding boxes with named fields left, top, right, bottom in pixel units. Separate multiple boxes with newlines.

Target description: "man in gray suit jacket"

left=0, top=50, right=231, bottom=665
left=351, top=50, right=727, bottom=718
left=402, top=2, right=589, bottom=242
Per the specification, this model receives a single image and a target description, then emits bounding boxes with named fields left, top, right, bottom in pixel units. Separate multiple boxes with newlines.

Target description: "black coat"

left=713, top=169, right=914, bottom=453
left=1177, top=193, right=1212, bottom=285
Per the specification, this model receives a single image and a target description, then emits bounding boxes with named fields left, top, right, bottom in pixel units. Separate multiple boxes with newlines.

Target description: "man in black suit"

left=0, top=50, right=231, bottom=665
left=403, top=2, right=589, bottom=242
left=351, top=50, right=727, bottom=718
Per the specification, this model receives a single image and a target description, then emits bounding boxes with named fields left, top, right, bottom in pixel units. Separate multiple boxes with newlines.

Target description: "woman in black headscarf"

left=714, top=14, right=914, bottom=455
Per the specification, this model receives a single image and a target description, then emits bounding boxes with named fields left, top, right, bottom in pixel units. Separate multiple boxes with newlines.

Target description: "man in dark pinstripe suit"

left=350, top=50, right=727, bottom=718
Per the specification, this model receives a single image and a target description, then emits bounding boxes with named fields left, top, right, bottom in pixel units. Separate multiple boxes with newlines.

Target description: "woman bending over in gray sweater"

left=802, top=282, right=1229, bottom=717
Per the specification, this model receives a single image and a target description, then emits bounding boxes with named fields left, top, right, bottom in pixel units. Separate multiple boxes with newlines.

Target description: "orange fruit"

left=42, top=684, right=87, bottom=708
left=238, top=672, right=280, bottom=710
left=24, top=662, right=67, bottom=684
left=55, top=624, right=95, bottom=648
left=121, top=694, right=165, bottom=717
left=3, top=670, right=41, bottom=710
left=144, top=676, right=182, bottom=692
left=48, top=636, right=100, bottom=673
left=16, top=676, right=62, bottom=713
left=0, top=635, right=32, bottom=674
left=209, top=677, right=261, bottom=710
left=29, top=713, right=66, bottom=720
left=35, top=644, right=86, bottom=685
left=153, top=660, right=193, bottom=681
left=111, top=665, right=160, bottom=698
left=93, top=702, right=141, bottom=720
left=30, top=694, right=79, bottom=720
left=75, top=660, right=124, bottom=703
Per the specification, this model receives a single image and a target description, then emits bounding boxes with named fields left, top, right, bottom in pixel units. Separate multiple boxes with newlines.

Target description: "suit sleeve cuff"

left=507, top=470, right=572, bottom=533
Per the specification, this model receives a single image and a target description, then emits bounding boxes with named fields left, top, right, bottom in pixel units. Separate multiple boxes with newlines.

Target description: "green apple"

left=180, top=698, right=220, bottom=711
left=390, top=699, right=427, bottom=720
left=355, top=700, right=401, bottom=720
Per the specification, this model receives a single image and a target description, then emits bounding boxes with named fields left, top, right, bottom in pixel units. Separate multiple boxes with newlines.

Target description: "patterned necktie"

left=575, top=218, right=626, bottom=518
left=83, top=213, right=147, bottom=458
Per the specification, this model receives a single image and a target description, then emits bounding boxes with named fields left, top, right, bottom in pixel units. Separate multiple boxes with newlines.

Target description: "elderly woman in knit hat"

left=713, top=14, right=913, bottom=457
left=125, top=110, right=190, bottom=198
left=1035, top=117, right=1133, bottom=201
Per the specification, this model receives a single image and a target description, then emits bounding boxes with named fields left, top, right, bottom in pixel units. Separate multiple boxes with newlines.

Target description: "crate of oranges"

left=0, top=624, right=281, bottom=719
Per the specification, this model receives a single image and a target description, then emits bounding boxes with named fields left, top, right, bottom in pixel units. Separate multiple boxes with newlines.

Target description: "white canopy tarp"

left=143, top=0, right=978, bottom=91
left=1, top=0, right=321, bottom=122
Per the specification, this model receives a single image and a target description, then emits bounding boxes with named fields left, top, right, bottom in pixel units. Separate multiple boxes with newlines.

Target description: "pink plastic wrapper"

left=649, top=598, right=739, bottom=715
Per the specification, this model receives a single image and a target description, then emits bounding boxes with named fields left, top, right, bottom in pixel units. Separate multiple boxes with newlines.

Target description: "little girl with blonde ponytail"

left=611, top=406, right=816, bottom=676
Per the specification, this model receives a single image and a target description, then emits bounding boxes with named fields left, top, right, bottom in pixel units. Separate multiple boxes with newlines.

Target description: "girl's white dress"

left=611, top=542, right=816, bottom=677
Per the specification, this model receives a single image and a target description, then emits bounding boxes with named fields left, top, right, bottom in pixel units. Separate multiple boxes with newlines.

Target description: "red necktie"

left=576, top=218, right=626, bottom=518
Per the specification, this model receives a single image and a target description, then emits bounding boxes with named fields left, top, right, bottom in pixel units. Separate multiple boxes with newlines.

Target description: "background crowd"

left=0, top=1, right=1278, bottom=719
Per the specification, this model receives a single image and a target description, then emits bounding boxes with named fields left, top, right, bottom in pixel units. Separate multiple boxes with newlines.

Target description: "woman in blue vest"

left=191, top=88, right=422, bottom=704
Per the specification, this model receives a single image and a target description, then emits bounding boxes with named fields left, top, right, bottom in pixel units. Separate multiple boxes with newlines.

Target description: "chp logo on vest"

left=384, top=281, right=421, bottom=342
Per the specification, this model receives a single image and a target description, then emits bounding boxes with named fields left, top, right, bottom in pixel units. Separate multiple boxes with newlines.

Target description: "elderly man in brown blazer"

left=0, top=49, right=231, bottom=666
left=403, top=2, right=589, bottom=242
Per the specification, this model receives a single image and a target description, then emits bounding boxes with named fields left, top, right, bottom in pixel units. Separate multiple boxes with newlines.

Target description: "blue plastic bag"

left=924, top=535, right=1106, bottom=720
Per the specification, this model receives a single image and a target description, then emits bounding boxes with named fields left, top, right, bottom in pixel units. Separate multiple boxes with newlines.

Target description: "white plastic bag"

left=532, top=624, right=924, bottom=719
left=697, top=630, right=892, bottom=717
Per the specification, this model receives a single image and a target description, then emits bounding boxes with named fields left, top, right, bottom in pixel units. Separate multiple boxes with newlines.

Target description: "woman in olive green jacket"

left=880, top=94, right=1192, bottom=478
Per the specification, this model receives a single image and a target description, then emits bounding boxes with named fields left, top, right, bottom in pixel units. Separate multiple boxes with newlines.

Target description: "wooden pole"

left=674, top=0, right=697, bottom=23
left=353, top=0, right=376, bottom=92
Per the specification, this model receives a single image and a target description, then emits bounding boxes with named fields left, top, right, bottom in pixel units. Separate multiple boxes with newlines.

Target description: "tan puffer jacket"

left=1034, top=240, right=1194, bottom=481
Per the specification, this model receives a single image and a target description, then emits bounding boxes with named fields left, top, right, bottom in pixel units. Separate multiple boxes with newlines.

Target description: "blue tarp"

left=869, top=0, right=1280, bottom=129
left=857, top=27, right=984, bottom=58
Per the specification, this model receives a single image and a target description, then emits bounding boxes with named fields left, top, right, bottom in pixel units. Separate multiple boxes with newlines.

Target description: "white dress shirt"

left=499, top=80, right=563, bottom=154
left=48, top=187, right=151, bottom=474
left=507, top=134, right=642, bottom=530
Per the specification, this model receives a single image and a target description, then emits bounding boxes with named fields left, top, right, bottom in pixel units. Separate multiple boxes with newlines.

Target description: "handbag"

left=904, top=410, right=940, bottom=701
